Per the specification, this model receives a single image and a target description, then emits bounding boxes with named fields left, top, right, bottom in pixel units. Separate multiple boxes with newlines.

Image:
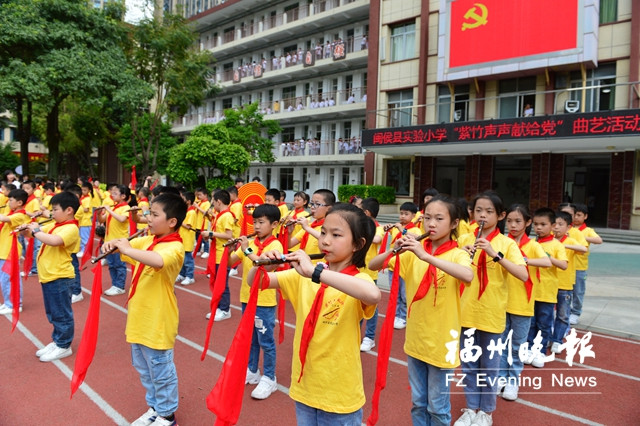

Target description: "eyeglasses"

left=309, top=202, right=327, bottom=208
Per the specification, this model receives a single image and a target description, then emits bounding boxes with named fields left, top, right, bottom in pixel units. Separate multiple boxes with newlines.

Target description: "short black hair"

left=265, top=188, right=281, bottom=200
left=21, top=180, right=35, bottom=190
left=65, top=184, right=82, bottom=198
left=313, top=189, right=336, bottom=206
left=51, top=191, right=80, bottom=213
left=533, top=207, right=555, bottom=223
left=399, top=202, right=418, bottom=214
left=152, top=193, right=187, bottom=230
left=43, top=182, right=55, bottom=192
left=294, top=191, right=309, bottom=207
left=235, top=177, right=245, bottom=184
left=555, top=210, right=573, bottom=226
left=114, top=184, right=130, bottom=201
left=226, top=186, right=238, bottom=196
left=422, top=188, right=439, bottom=199
left=156, top=185, right=181, bottom=196
left=558, top=202, right=576, bottom=215
left=182, top=191, right=195, bottom=205
left=253, top=204, right=280, bottom=223
left=361, top=197, right=380, bottom=218
left=213, top=189, right=230, bottom=205
left=574, top=203, right=588, bottom=214
left=9, top=189, right=28, bottom=205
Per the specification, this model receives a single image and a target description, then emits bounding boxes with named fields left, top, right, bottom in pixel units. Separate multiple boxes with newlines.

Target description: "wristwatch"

left=311, top=263, right=326, bottom=284
left=492, top=251, right=504, bottom=262
left=243, top=247, right=253, bottom=257
left=31, top=227, right=41, bottom=237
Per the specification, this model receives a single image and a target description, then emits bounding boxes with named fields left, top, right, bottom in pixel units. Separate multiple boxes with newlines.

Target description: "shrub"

left=337, top=185, right=395, bottom=204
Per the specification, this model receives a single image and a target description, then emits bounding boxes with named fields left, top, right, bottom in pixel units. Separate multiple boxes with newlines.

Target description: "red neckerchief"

left=26, top=194, right=36, bottom=205
left=80, top=210, right=99, bottom=270
left=298, top=263, right=359, bottom=382
left=578, top=223, right=587, bottom=231
left=292, top=207, right=306, bottom=219
left=209, top=208, right=237, bottom=271
left=278, top=202, right=286, bottom=207
left=391, top=222, right=415, bottom=243
left=80, top=194, right=89, bottom=203
left=126, top=232, right=183, bottom=304
left=475, top=227, right=500, bottom=299
left=106, top=202, right=127, bottom=231
left=138, top=197, right=148, bottom=204
left=36, top=219, right=79, bottom=262
left=299, top=218, right=324, bottom=250
left=558, top=234, right=568, bottom=243
left=254, top=235, right=276, bottom=255
left=508, top=232, right=534, bottom=302
left=537, top=235, right=554, bottom=244
left=188, top=205, right=196, bottom=212
left=407, top=239, right=458, bottom=315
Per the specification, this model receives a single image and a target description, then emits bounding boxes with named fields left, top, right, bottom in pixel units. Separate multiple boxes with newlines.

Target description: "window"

left=281, top=127, right=295, bottom=142
left=387, top=90, right=413, bottom=127
left=266, top=168, right=272, bottom=187
left=570, top=64, right=616, bottom=112
left=438, top=84, right=470, bottom=123
left=600, top=0, right=617, bottom=24
left=386, top=160, right=411, bottom=196
left=342, top=167, right=350, bottom=185
left=222, top=98, right=232, bottom=109
left=498, top=77, right=536, bottom=118
left=0, top=128, right=4, bottom=141
left=280, top=168, right=294, bottom=190
left=390, top=22, right=415, bottom=61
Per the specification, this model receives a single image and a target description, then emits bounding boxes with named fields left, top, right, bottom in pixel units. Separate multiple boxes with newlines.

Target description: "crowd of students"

left=0, top=172, right=602, bottom=426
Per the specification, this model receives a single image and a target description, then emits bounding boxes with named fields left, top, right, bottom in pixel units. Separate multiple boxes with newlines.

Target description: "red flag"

left=70, top=263, right=103, bottom=397
left=201, top=246, right=230, bottom=361
left=22, top=236, right=34, bottom=280
left=206, top=267, right=270, bottom=425
left=367, top=254, right=401, bottom=425
left=2, top=234, right=21, bottom=332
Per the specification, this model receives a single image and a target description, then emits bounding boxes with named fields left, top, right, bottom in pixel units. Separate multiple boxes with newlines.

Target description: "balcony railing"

left=276, top=137, right=362, bottom=158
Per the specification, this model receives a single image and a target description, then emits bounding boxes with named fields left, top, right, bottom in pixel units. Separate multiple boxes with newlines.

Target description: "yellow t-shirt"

left=389, top=247, right=471, bottom=368
left=288, top=208, right=310, bottom=252
left=458, top=232, right=526, bottom=333
left=0, top=194, right=8, bottom=215
left=90, top=194, right=102, bottom=209
left=38, top=194, right=53, bottom=225
left=137, top=198, right=150, bottom=230
left=278, top=203, right=289, bottom=224
left=34, top=187, right=43, bottom=200
left=123, top=235, right=184, bottom=350
left=456, top=220, right=473, bottom=241
left=229, top=200, right=243, bottom=239
left=0, top=212, right=30, bottom=259
left=557, top=236, right=579, bottom=291
left=212, top=210, right=235, bottom=263
left=76, top=195, right=92, bottom=227
left=179, top=208, right=197, bottom=252
left=102, top=194, right=114, bottom=209
left=276, top=268, right=376, bottom=413
left=195, top=200, right=211, bottom=230
left=25, top=196, right=40, bottom=216
left=575, top=226, right=598, bottom=271
left=235, top=237, right=282, bottom=306
left=105, top=204, right=130, bottom=241
left=360, top=224, right=384, bottom=281
left=36, top=222, right=79, bottom=283
left=506, top=239, right=546, bottom=316
left=293, top=221, right=324, bottom=259
left=535, top=238, right=567, bottom=303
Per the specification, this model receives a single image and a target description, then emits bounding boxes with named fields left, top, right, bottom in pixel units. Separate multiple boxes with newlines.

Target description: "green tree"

left=0, top=141, right=19, bottom=174
left=220, top=103, right=281, bottom=163
left=118, top=112, right=175, bottom=176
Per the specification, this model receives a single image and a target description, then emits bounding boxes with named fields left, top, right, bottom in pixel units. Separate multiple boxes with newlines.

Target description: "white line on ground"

left=514, top=398, right=604, bottom=426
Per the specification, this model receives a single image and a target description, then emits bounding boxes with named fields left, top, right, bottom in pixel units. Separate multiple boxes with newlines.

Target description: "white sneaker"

left=104, top=286, right=126, bottom=296
left=569, top=314, right=579, bottom=325
left=531, top=352, right=546, bottom=368
left=228, top=268, right=238, bottom=277
left=175, top=275, right=185, bottom=283
left=0, top=305, right=22, bottom=315
left=201, top=252, right=209, bottom=259
left=470, top=410, right=492, bottom=426
left=39, top=345, right=72, bottom=362
left=150, top=416, right=176, bottom=425
left=551, top=342, right=562, bottom=354
left=131, top=407, right=158, bottom=426
left=393, top=317, right=406, bottom=329
left=501, top=383, right=518, bottom=401
left=522, top=349, right=534, bottom=365
left=71, top=293, right=84, bottom=303
left=180, top=277, right=195, bottom=285
left=360, top=337, right=375, bottom=352
left=245, top=368, right=261, bottom=385
left=20, top=271, right=26, bottom=277
left=205, top=312, right=211, bottom=319
left=36, top=342, right=57, bottom=358
left=453, top=408, right=476, bottom=426
left=77, top=251, right=84, bottom=258
left=251, top=375, right=277, bottom=400
left=214, top=309, right=231, bottom=322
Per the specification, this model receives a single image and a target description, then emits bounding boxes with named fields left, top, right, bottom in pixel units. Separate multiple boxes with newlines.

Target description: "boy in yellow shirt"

left=177, top=191, right=197, bottom=286
left=526, top=208, right=567, bottom=368
left=193, top=188, right=211, bottom=258
left=288, top=189, right=335, bottom=261
left=101, top=184, right=131, bottom=296
left=551, top=211, right=587, bottom=354
left=102, top=192, right=186, bottom=426
left=23, top=191, right=80, bottom=361
left=0, top=189, right=30, bottom=315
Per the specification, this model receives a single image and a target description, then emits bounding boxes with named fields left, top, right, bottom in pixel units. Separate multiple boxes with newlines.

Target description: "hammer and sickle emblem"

left=461, top=3, right=488, bottom=31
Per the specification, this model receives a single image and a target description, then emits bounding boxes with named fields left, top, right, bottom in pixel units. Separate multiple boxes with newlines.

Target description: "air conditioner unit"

left=564, top=100, right=580, bottom=113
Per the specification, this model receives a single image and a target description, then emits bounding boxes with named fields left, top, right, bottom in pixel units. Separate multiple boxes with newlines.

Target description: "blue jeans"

left=527, top=301, right=554, bottom=355
left=499, top=313, right=531, bottom=382
left=0, top=259, right=22, bottom=309
left=217, top=264, right=231, bottom=312
left=571, top=270, right=587, bottom=316
left=41, top=277, right=75, bottom=348
left=70, top=253, right=81, bottom=296
left=242, top=303, right=277, bottom=380
left=79, top=226, right=91, bottom=253
left=131, top=344, right=178, bottom=418
left=179, top=252, right=194, bottom=279
left=106, top=252, right=127, bottom=290
left=553, top=290, right=572, bottom=344
left=30, top=238, right=42, bottom=274
left=295, top=401, right=362, bottom=426
left=389, top=271, right=407, bottom=320
left=407, top=355, right=453, bottom=426
left=460, top=328, right=502, bottom=413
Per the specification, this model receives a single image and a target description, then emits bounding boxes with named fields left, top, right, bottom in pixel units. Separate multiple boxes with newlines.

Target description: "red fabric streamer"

left=407, top=240, right=458, bottom=316
left=201, top=246, right=231, bottom=361
left=70, top=263, right=103, bottom=397
left=1, top=234, right=21, bottom=331
left=80, top=210, right=98, bottom=270
left=206, top=267, right=271, bottom=425
left=474, top=227, right=500, bottom=299
left=508, top=233, right=534, bottom=302
left=367, top=254, right=401, bottom=426
left=22, top=236, right=34, bottom=280
left=131, top=165, right=137, bottom=190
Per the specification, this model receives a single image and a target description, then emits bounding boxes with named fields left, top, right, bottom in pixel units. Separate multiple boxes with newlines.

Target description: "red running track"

left=1, top=255, right=639, bottom=425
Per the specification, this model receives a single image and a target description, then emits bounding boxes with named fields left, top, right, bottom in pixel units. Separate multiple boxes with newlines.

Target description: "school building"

left=170, top=0, right=370, bottom=197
